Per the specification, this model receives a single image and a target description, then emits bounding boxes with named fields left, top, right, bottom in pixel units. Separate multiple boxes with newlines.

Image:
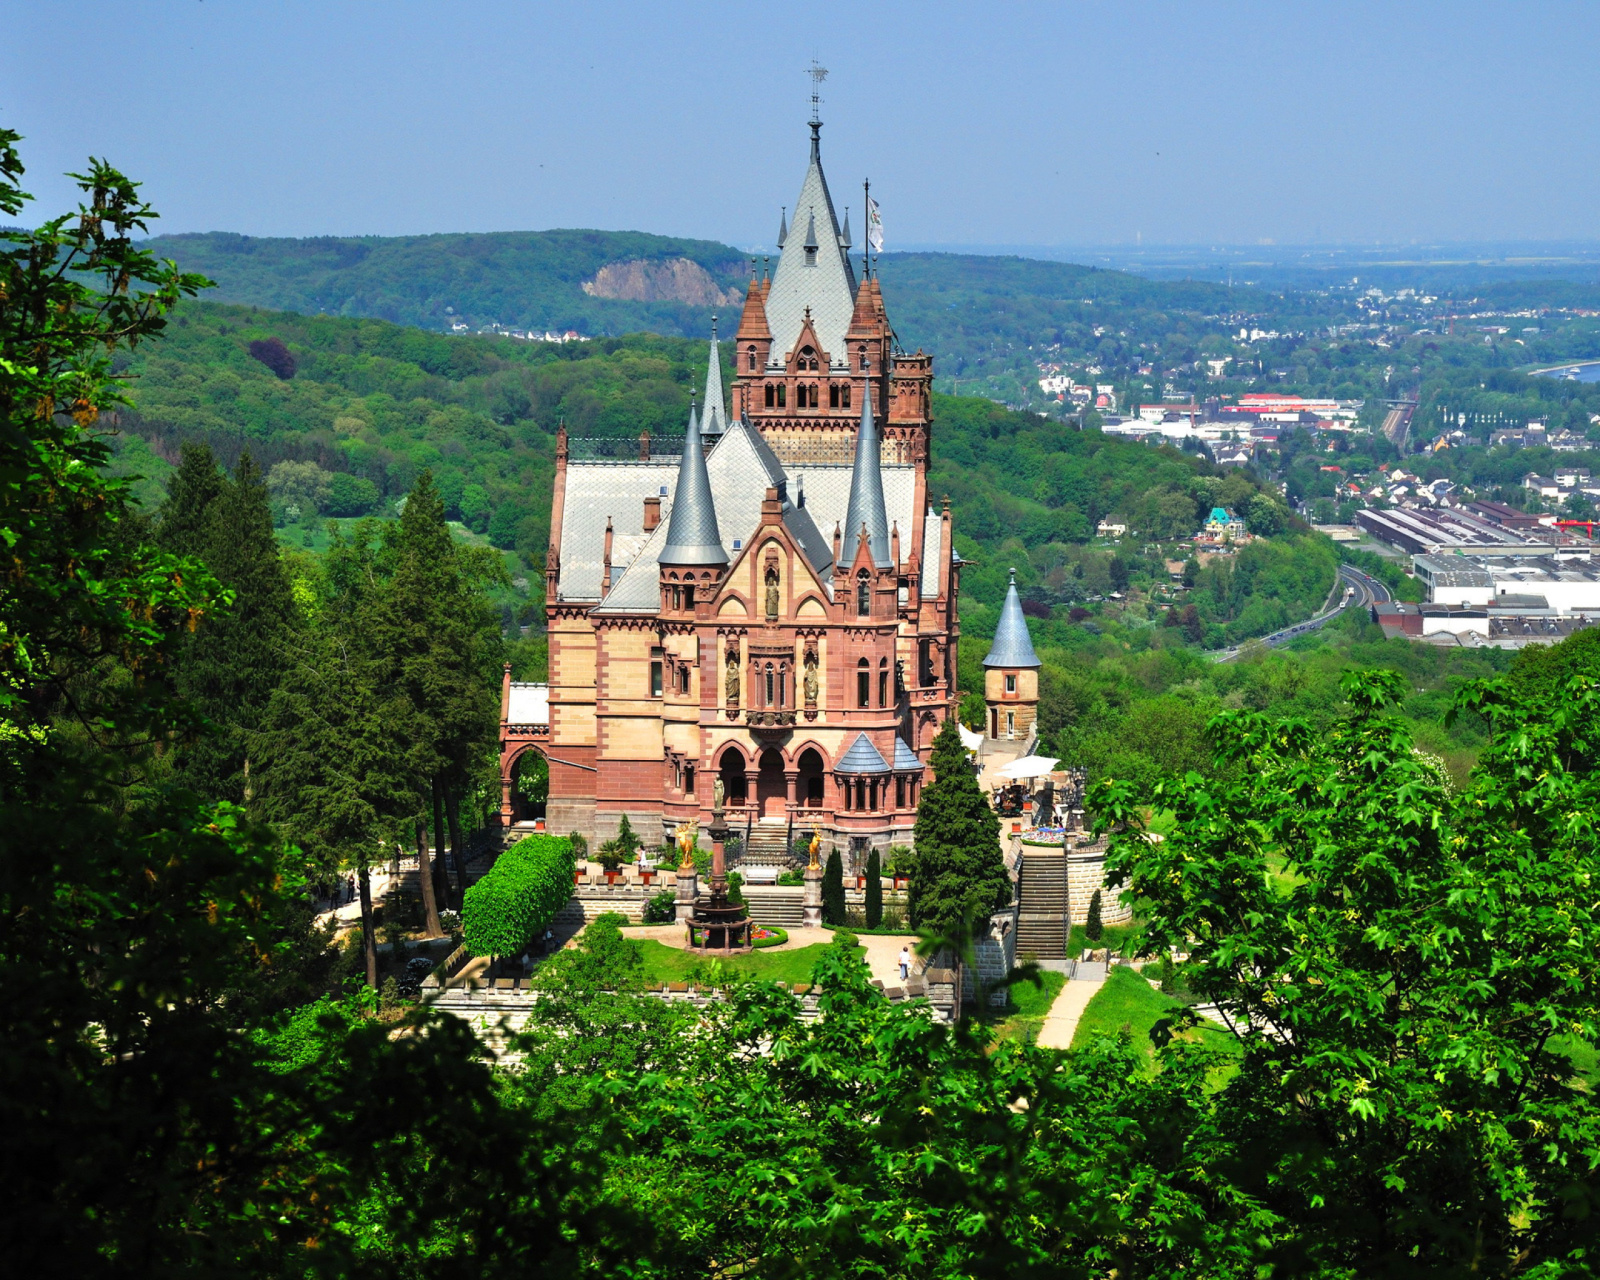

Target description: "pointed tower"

left=659, top=397, right=725, bottom=569
left=700, top=316, right=727, bottom=443
left=776, top=207, right=788, bottom=249
left=983, top=569, right=1041, bottom=742
left=843, top=382, right=892, bottom=569
left=732, top=262, right=773, bottom=418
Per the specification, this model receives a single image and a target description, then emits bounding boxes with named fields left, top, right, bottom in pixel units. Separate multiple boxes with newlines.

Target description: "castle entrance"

left=756, top=749, right=787, bottom=818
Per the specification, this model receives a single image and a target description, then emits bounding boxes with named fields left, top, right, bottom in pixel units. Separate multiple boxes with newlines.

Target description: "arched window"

left=878, top=659, right=889, bottom=708
left=829, top=384, right=839, bottom=409
left=858, top=346, right=868, bottom=372
left=857, top=659, right=870, bottom=709
left=683, top=583, right=694, bottom=609
left=856, top=571, right=870, bottom=617
left=764, top=663, right=775, bottom=707
left=799, top=346, right=817, bottom=372
left=765, top=384, right=775, bottom=408
left=747, top=345, right=756, bottom=371
left=777, top=384, right=786, bottom=408
left=777, top=665, right=786, bottom=706
left=841, top=383, right=851, bottom=408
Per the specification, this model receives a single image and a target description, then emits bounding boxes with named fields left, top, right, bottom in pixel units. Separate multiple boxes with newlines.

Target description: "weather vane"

left=808, top=59, right=828, bottom=124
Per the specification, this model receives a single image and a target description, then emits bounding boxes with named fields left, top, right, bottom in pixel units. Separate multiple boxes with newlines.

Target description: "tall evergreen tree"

left=909, top=716, right=1012, bottom=943
left=158, top=448, right=294, bottom=805
left=1084, top=889, right=1103, bottom=942
left=864, top=847, right=883, bottom=929
left=822, top=847, right=846, bottom=926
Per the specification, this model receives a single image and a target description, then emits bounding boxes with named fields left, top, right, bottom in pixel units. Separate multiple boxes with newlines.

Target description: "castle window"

left=764, top=664, right=774, bottom=706
left=857, top=659, right=870, bottom=709
left=841, top=383, right=851, bottom=408
left=896, top=776, right=906, bottom=808
left=765, top=384, right=775, bottom=408
left=777, top=385, right=786, bottom=408
left=856, top=571, right=870, bottom=617
left=1005, top=673, right=1016, bottom=694
left=684, top=765, right=695, bottom=796
left=859, top=346, right=868, bottom=372
left=747, top=346, right=756, bottom=371
left=778, top=668, right=786, bottom=706
left=651, top=662, right=663, bottom=698
left=878, top=662, right=889, bottom=708
left=855, top=778, right=866, bottom=810
left=683, top=583, right=694, bottom=609
left=1006, top=711, right=1016, bottom=739
left=799, top=346, right=817, bottom=372
left=678, top=666, right=689, bottom=694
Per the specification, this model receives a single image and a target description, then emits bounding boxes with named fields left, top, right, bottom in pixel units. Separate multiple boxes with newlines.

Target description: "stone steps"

left=741, top=821, right=793, bottom=867
left=1016, top=851, right=1070, bottom=959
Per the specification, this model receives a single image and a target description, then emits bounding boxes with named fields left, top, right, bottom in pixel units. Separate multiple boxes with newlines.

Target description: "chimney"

left=601, top=517, right=614, bottom=593
left=891, top=520, right=901, bottom=569
left=643, top=494, right=661, bottom=531
left=833, top=521, right=842, bottom=565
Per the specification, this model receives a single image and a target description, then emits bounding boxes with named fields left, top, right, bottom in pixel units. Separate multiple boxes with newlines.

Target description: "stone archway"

left=797, top=747, right=826, bottom=808
left=508, top=746, right=548, bottom=824
left=756, top=748, right=787, bottom=818
left=718, top=746, right=749, bottom=806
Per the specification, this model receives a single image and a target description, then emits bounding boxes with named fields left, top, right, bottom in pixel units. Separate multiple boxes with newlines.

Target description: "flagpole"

left=863, top=178, right=870, bottom=279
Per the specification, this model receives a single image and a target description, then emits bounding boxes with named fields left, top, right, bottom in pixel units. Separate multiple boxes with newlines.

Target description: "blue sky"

left=5, top=1, right=1599, bottom=247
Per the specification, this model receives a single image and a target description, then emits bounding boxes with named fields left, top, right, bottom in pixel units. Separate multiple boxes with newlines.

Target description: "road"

left=1212, top=563, right=1390, bottom=662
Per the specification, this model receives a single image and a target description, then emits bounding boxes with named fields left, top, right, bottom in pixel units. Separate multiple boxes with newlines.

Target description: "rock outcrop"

left=582, top=257, right=741, bottom=307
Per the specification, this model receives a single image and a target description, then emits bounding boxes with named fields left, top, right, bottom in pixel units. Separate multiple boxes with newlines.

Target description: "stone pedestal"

left=802, top=862, right=823, bottom=929
left=674, top=863, right=699, bottom=925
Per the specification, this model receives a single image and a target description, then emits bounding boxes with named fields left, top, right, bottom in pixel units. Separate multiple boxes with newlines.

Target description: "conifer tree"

left=158, top=448, right=295, bottom=805
left=1085, top=888, right=1103, bottom=943
left=909, top=716, right=1011, bottom=943
left=864, top=847, right=883, bottom=929
left=822, top=847, right=846, bottom=926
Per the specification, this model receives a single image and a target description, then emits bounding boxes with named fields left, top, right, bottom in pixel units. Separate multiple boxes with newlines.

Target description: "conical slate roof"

left=700, top=318, right=727, bottom=439
left=776, top=207, right=788, bottom=249
left=983, top=569, right=1041, bottom=668
left=843, top=383, right=892, bottom=568
left=837, top=733, right=890, bottom=775
left=659, top=395, right=725, bottom=566
left=764, top=122, right=858, bottom=364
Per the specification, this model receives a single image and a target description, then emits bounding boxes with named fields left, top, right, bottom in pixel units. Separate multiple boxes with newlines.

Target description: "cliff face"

left=583, top=257, right=741, bottom=307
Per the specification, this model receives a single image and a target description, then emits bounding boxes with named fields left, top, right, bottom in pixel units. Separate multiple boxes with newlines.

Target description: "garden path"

left=1034, top=963, right=1107, bottom=1050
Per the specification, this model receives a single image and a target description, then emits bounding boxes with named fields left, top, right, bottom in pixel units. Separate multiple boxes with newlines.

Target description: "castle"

left=498, top=120, right=1017, bottom=863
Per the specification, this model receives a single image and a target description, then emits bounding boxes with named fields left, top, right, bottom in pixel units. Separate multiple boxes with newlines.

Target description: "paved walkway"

left=1035, top=963, right=1107, bottom=1050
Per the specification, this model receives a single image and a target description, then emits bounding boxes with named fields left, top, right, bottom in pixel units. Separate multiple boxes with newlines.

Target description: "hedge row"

left=462, top=834, right=577, bottom=958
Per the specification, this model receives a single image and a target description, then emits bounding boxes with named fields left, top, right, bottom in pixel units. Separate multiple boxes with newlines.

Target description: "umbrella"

left=994, top=754, right=1062, bottom=780
left=957, top=724, right=983, bottom=752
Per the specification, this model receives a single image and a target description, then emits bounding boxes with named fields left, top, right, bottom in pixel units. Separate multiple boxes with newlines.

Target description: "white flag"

left=866, top=196, right=884, bottom=253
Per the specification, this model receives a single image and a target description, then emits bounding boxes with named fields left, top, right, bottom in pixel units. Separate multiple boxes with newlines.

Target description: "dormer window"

left=747, top=345, right=756, bottom=371
left=856, top=570, right=870, bottom=618
left=805, top=245, right=816, bottom=266
left=798, top=346, right=818, bottom=372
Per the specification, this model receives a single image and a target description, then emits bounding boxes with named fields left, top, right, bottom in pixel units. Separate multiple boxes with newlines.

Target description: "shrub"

left=727, top=870, right=744, bottom=906
left=864, top=848, right=883, bottom=929
left=597, top=814, right=641, bottom=871
left=776, top=868, right=805, bottom=887
left=821, top=847, right=845, bottom=926
left=1085, top=888, right=1103, bottom=943
left=642, top=889, right=677, bottom=923
left=462, top=834, right=576, bottom=959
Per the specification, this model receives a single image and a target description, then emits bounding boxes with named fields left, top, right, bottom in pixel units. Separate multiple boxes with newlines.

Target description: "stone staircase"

left=741, top=819, right=792, bottom=867
left=742, top=886, right=805, bottom=928
left=1015, top=851, right=1070, bottom=959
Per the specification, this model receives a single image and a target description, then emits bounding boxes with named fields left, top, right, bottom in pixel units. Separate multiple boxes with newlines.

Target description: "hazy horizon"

left=8, top=1, right=1600, bottom=248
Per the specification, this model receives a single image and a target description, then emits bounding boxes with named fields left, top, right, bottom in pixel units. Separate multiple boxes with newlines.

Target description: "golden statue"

left=674, top=819, right=699, bottom=869
left=807, top=824, right=822, bottom=871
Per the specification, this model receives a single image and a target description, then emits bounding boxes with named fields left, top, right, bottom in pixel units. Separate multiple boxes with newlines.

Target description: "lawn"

left=1064, top=922, right=1138, bottom=959
left=631, top=939, right=850, bottom=988
left=1071, top=965, right=1237, bottom=1068
left=988, top=970, right=1067, bottom=1044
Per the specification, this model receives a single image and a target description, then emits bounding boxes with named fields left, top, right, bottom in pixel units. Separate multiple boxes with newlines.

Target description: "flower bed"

left=752, top=926, right=788, bottom=949
left=1021, top=826, right=1067, bottom=847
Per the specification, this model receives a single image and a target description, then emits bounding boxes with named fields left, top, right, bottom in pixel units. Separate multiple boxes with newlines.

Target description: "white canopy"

left=994, top=754, right=1062, bottom=780
left=958, top=724, right=983, bottom=753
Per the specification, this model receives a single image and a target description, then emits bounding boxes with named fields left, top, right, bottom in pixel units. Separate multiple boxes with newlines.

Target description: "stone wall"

left=1065, top=836, right=1133, bottom=925
left=964, top=905, right=1019, bottom=1008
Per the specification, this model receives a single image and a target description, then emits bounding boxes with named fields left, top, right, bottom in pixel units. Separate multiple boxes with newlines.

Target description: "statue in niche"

left=764, top=566, right=780, bottom=621
left=725, top=648, right=740, bottom=706
left=802, top=648, right=819, bottom=705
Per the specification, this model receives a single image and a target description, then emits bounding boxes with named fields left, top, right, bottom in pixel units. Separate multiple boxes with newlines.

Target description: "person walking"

left=899, top=945, right=911, bottom=981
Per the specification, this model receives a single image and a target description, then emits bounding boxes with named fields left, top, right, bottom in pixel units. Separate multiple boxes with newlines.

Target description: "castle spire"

left=764, top=120, right=857, bottom=365
left=777, top=207, right=788, bottom=249
left=700, top=316, right=726, bottom=440
left=660, top=394, right=724, bottom=566
left=983, top=569, right=1041, bottom=668
left=843, top=377, right=891, bottom=569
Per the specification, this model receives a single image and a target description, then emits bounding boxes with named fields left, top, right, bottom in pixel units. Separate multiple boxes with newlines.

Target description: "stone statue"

left=725, top=649, right=740, bottom=705
left=765, top=567, right=780, bottom=620
left=803, top=649, right=819, bottom=705
left=713, top=776, right=725, bottom=811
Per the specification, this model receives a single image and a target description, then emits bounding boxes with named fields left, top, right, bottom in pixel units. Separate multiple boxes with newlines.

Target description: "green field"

left=989, top=970, right=1068, bottom=1044
left=1071, top=965, right=1236, bottom=1068
left=631, top=939, right=853, bottom=989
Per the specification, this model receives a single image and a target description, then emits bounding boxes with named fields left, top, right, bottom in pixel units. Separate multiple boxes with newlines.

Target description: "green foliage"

left=909, top=718, right=1012, bottom=942
left=462, top=834, right=576, bottom=958
left=642, top=888, right=677, bottom=924
left=821, top=847, right=845, bottom=926
left=1084, top=889, right=1103, bottom=942
left=752, top=926, right=788, bottom=950
left=1092, top=664, right=1600, bottom=1271
left=863, top=848, right=883, bottom=929
left=597, top=813, right=641, bottom=871
left=534, top=911, right=642, bottom=997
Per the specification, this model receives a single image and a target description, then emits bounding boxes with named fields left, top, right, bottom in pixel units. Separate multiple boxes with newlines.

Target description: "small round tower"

left=982, top=568, right=1041, bottom=742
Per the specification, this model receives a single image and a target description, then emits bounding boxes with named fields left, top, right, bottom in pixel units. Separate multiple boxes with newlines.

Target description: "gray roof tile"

left=763, top=126, right=857, bottom=366
left=843, top=388, right=892, bottom=568
left=984, top=571, right=1041, bottom=668
left=659, top=397, right=726, bottom=567
left=837, top=733, right=890, bottom=775
left=892, top=737, right=921, bottom=771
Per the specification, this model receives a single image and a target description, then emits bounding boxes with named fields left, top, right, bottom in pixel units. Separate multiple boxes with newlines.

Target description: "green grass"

left=1064, top=921, right=1137, bottom=959
left=989, top=970, right=1067, bottom=1044
left=632, top=939, right=849, bottom=988
left=1071, top=965, right=1237, bottom=1069
left=1265, top=850, right=1305, bottom=899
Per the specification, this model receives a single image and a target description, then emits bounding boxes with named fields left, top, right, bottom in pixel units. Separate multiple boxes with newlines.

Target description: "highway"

left=1212, top=563, right=1390, bottom=662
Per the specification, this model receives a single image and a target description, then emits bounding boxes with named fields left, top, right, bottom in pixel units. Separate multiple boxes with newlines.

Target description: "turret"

left=843, top=380, right=892, bottom=569
left=700, top=316, right=727, bottom=444
left=983, top=568, right=1041, bottom=741
left=659, top=396, right=725, bottom=570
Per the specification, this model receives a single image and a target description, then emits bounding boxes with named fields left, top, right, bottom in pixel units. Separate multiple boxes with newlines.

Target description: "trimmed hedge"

left=463, top=834, right=577, bottom=958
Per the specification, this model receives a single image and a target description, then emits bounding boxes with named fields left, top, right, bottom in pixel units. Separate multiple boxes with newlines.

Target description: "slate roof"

left=836, top=733, right=891, bottom=775
left=892, top=737, right=921, bottom=771
left=700, top=318, right=727, bottom=440
left=842, top=387, right=892, bottom=568
left=659, top=397, right=726, bottom=566
left=764, top=123, right=858, bottom=367
left=984, top=571, right=1041, bottom=668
